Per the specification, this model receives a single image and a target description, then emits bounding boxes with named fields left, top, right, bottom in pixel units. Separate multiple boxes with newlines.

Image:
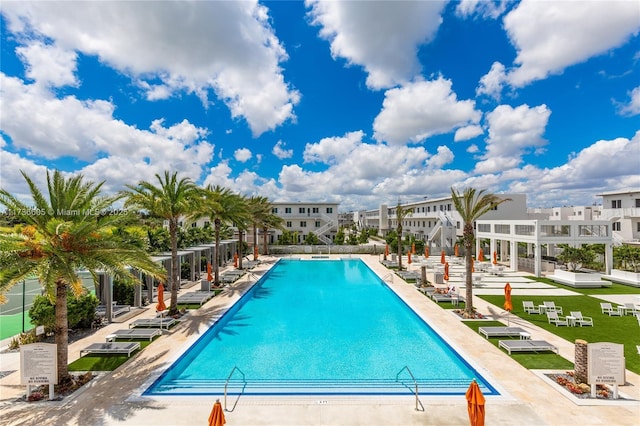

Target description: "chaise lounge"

left=498, top=339, right=559, bottom=355
left=105, top=328, right=162, bottom=341
left=80, top=342, right=140, bottom=357
left=478, top=326, right=527, bottom=339
left=129, top=317, right=176, bottom=329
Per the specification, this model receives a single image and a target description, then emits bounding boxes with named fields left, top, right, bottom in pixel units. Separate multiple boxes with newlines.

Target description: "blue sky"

left=1, top=1, right=639, bottom=211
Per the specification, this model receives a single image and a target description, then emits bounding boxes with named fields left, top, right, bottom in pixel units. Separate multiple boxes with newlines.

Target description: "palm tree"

left=247, top=196, right=271, bottom=260
left=195, top=185, right=248, bottom=286
left=0, top=170, right=165, bottom=382
left=261, top=213, right=284, bottom=255
left=394, top=202, right=412, bottom=270
left=451, top=187, right=511, bottom=318
left=122, top=171, right=199, bottom=314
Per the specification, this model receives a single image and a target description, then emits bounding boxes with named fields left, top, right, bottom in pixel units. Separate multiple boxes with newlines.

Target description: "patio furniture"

left=546, top=311, right=568, bottom=326
left=600, top=302, right=622, bottom=316
left=105, top=328, right=162, bottom=341
left=522, top=301, right=540, bottom=314
left=569, top=311, right=593, bottom=327
left=542, top=301, right=563, bottom=315
left=498, top=340, right=558, bottom=355
left=478, top=326, right=527, bottom=339
left=80, top=342, right=140, bottom=357
left=129, top=318, right=176, bottom=329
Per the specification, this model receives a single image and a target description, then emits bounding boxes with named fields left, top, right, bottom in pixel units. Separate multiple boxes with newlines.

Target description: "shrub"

left=29, top=292, right=100, bottom=332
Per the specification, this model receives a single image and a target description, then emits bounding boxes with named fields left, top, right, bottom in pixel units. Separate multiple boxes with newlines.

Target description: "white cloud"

left=502, top=0, right=640, bottom=89
left=306, top=0, right=446, bottom=89
left=272, top=140, right=293, bottom=160
left=303, top=131, right=362, bottom=164
left=476, top=61, right=507, bottom=100
left=617, top=86, right=640, bottom=116
left=455, top=0, right=507, bottom=19
left=234, top=148, right=252, bottom=163
left=2, top=1, right=299, bottom=136
left=16, top=41, right=78, bottom=88
left=475, top=104, right=550, bottom=174
left=373, top=77, right=482, bottom=145
left=425, top=145, right=454, bottom=169
left=454, top=125, right=484, bottom=142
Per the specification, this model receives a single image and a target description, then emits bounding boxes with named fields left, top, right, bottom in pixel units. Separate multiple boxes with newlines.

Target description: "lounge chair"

left=546, top=311, right=568, bottom=326
left=129, top=317, right=176, bottom=329
left=569, top=311, right=593, bottom=327
left=636, top=313, right=640, bottom=326
left=177, top=291, right=215, bottom=306
left=80, top=342, right=140, bottom=357
left=498, top=340, right=558, bottom=355
left=600, top=302, right=621, bottom=316
left=543, top=301, right=563, bottom=314
left=430, top=293, right=454, bottom=303
left=105, top=328, right=162, bottom=341
left=622, top=303, right=638, bottom=315
left=522, top=301, right=540, bottom=314
left=478, top=326, right=527, bottom=339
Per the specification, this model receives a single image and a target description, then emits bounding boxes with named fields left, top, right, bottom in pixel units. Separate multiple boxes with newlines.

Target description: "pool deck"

left=0, top=255, right=638, bottom=425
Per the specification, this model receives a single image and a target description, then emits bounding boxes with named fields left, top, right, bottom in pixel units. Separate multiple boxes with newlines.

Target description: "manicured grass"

left=0, top=312, right=34, bottom=340
left=478, top=294, right=640, bottom=374
left=463, top=320, right=574, bottom=370
left=68, top=340, right=152, bottom=371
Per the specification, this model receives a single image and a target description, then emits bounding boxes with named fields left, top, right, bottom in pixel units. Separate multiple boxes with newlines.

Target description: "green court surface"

left=0, top=312, right=33, bottom=341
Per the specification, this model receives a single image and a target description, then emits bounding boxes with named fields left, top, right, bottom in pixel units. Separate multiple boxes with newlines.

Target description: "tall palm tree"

left=247, top=196, right=271, bottom=260
left=261, top=213, right=284, bottom=255
left=0, top=170, right=165, bottom=382
left=195, top=185, right=248, bottom=286
left=451, top=187, right=511, bottom=318
left=234, top=194, right=251, bottom=270
left=394, top=202, right=412, bottom=270
left=122, top=171, right=199, bottom=314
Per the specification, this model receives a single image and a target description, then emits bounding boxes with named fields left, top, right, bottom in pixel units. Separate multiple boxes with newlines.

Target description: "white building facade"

left=270, top=202, right=339, bottom=245
left=595, top=189, right=640, bottom=245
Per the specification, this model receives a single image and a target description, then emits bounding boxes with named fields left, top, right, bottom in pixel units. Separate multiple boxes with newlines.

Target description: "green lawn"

left=0, top=312, right=34, bottom=340
left=68, top=339, right=153, bottom=371
left=478, top=293, right=640, bottom=374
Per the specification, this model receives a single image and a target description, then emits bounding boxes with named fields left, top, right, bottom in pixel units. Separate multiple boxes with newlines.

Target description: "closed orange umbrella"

left=466, top=380, right=485, bottom=426
left=444, top=262, right=449, bottom=281
left=472, top=256, right=475, bottom=273
left=478, top=250, right=484, bottom=262
left=412, top=243, right=416, bottom=254
left=207, top=262, right=213, bottom=282
left=440, top=250, right=446, bottom=264
left=385, top=244, right=389, bottom=257
left=424, top=247, right=429, bottom=258
left=503, top=282, right=513, bottom=312
left=208, top=399, right=226, bottom=426
left=156, top=283, right=166, bottom=312
left=233, top=253, right=238, bottom=268
left=454, top=244, right=459, bottom=257
left=408, top=251, right=412, bottom=264
left=493, top=251, right=497, bottom=265
left=254, top=245, right=259, bottom=260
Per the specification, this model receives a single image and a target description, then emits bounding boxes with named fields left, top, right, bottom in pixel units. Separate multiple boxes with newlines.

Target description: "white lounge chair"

left=600, top=302, right=621, bottom=316
left=105, top=328, right=162, bottom=341
left=498, top=340, right=559, bottom=355
left=129, top=318, right=176, bottom=329
left=478, top=327, right=527, bottom=339
left=622, top=303, right=638, bottom=315
left=569, top=311, right=593, bottom=327
left=543, top=301, right=563, bottom=315
left=522, top=301, right=540, bottom=314
left=80, top=342, right=140, bottom=357
left=636, top=313, right=640, bottom=325
left=547, top=311, right=568, bottom=326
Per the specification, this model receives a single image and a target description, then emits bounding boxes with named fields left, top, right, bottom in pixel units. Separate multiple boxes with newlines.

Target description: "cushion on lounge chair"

left=478, top=327, right=527, bottom=339
left=80, top=342, right=140, bottom=357
left=498, top=340, right=558, bottom=355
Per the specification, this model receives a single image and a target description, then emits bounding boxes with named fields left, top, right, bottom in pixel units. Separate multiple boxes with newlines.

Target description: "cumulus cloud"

left=272, top=140, right=294, bottom=159
left=454, top=125, right=484, bottom=142
left=2, top=1, right=299, bottom=136
left=616, top=86, right=640, bottom=116
left=303, top=131, right=362, bottom=164
left=234, top=148, right=252, bottom=163
left=477, top=1, right=640, bottom=98
left=373, top=77, right=481, bottom=145
left=306, top=0, right=445, bottom=89
left=455, top=0, right=507, bottom=19
left=474, top=104, right=551, bottom=174
left=16, top=41, right=78, bottom=88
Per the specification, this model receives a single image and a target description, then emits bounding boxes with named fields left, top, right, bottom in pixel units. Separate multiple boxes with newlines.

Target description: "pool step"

left=148, top=378, right=483, bottom=396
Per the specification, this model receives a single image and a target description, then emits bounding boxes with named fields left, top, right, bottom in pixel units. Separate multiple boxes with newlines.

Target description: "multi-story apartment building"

left=595, top=189, right=640, bottom=245
left=269, top=202, right=339, bottom=245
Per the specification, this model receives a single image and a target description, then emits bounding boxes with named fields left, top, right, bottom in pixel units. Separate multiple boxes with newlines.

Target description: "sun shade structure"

left=208, top=399, right=225, bottom=426
left=466, top=379, right=485, bottom=426
left=503, top=283, right=513, bottom=312
left=156, top=283, right=166, bottom=312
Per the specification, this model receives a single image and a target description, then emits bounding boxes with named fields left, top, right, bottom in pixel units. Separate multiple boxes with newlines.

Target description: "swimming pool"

left=145, top=259, right=498, bottom=396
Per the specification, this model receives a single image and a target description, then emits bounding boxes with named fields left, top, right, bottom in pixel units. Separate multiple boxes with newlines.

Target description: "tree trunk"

left=253, top=224, right=258, bottom=261
left=238, top=231, right=244, bottom=269
left=169, top=219, right=179, bottom=314
left=214, top=219, right=220, bottom=287
left=55, top=280, right=69, bottom=382
left=262, top=226, right=268, bottom=255
left=464, top=243, right=474, bottom=317
left=397, top=226, right=403, bottom=270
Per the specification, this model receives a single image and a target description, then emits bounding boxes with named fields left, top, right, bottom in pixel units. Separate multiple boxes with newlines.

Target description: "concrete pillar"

left=99, top=273, right=113, bottom=323
left=575, top=339, right=588, bottom=384
left=534, top=244, right=542, bottom=277
left=605, top=243, right=613, bottom=274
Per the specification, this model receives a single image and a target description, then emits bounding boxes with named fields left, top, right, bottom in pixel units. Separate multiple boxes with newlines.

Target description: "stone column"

left=575, top=339, right=588, bottom=384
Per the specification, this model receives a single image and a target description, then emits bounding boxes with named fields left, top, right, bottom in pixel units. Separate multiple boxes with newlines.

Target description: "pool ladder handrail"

left=396, top=365, right=424, bottom=411
left=224, top=366, right=247, bottom=411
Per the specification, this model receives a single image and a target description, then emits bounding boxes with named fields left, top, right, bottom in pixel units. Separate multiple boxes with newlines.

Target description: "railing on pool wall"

left=224, top=366, right=247, bottom=412
left=396, top=366, right=424, bottom=412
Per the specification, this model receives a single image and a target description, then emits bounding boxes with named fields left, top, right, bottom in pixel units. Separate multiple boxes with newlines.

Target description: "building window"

left=447, top=204, right=451, bottom=211
left=286, top=221, right=292, bottom=228
left=285, top=207, right=292, bottom=213
left=300, top=221, right=307, bottom=227
left=635, top=199, right=640, bottom=208
left=326, top=207, right=333, bottom=213
left=611, top=200, right=621, bottom=208
left=315, top=221, right=321, bottom=227
left=312, top=207, right=319, bottom=213
left=637, top=222, right=640, bottom=232
left=272, top=208, right=278, bottom=213
left=299, top=207, right=306, bottom=213
left=612, top=222, right=621, bottom=231
left=427, top=206, right=430, bottom=212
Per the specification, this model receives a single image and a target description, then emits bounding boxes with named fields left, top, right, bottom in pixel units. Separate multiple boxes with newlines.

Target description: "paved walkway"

left=0, top=255, right=638, bottom=425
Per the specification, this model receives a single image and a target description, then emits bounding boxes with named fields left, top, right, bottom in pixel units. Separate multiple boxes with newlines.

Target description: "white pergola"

left=476, top=219, right=613, bottom=277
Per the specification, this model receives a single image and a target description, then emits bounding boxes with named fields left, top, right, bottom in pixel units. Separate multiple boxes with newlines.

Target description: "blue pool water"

left=145, top=259, right=498, bottom=395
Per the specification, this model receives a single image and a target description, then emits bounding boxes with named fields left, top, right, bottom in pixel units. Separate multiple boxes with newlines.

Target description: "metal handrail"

left=224, top=366, right=246, bottom=411
left=396, top=366, right=423, bottom=411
